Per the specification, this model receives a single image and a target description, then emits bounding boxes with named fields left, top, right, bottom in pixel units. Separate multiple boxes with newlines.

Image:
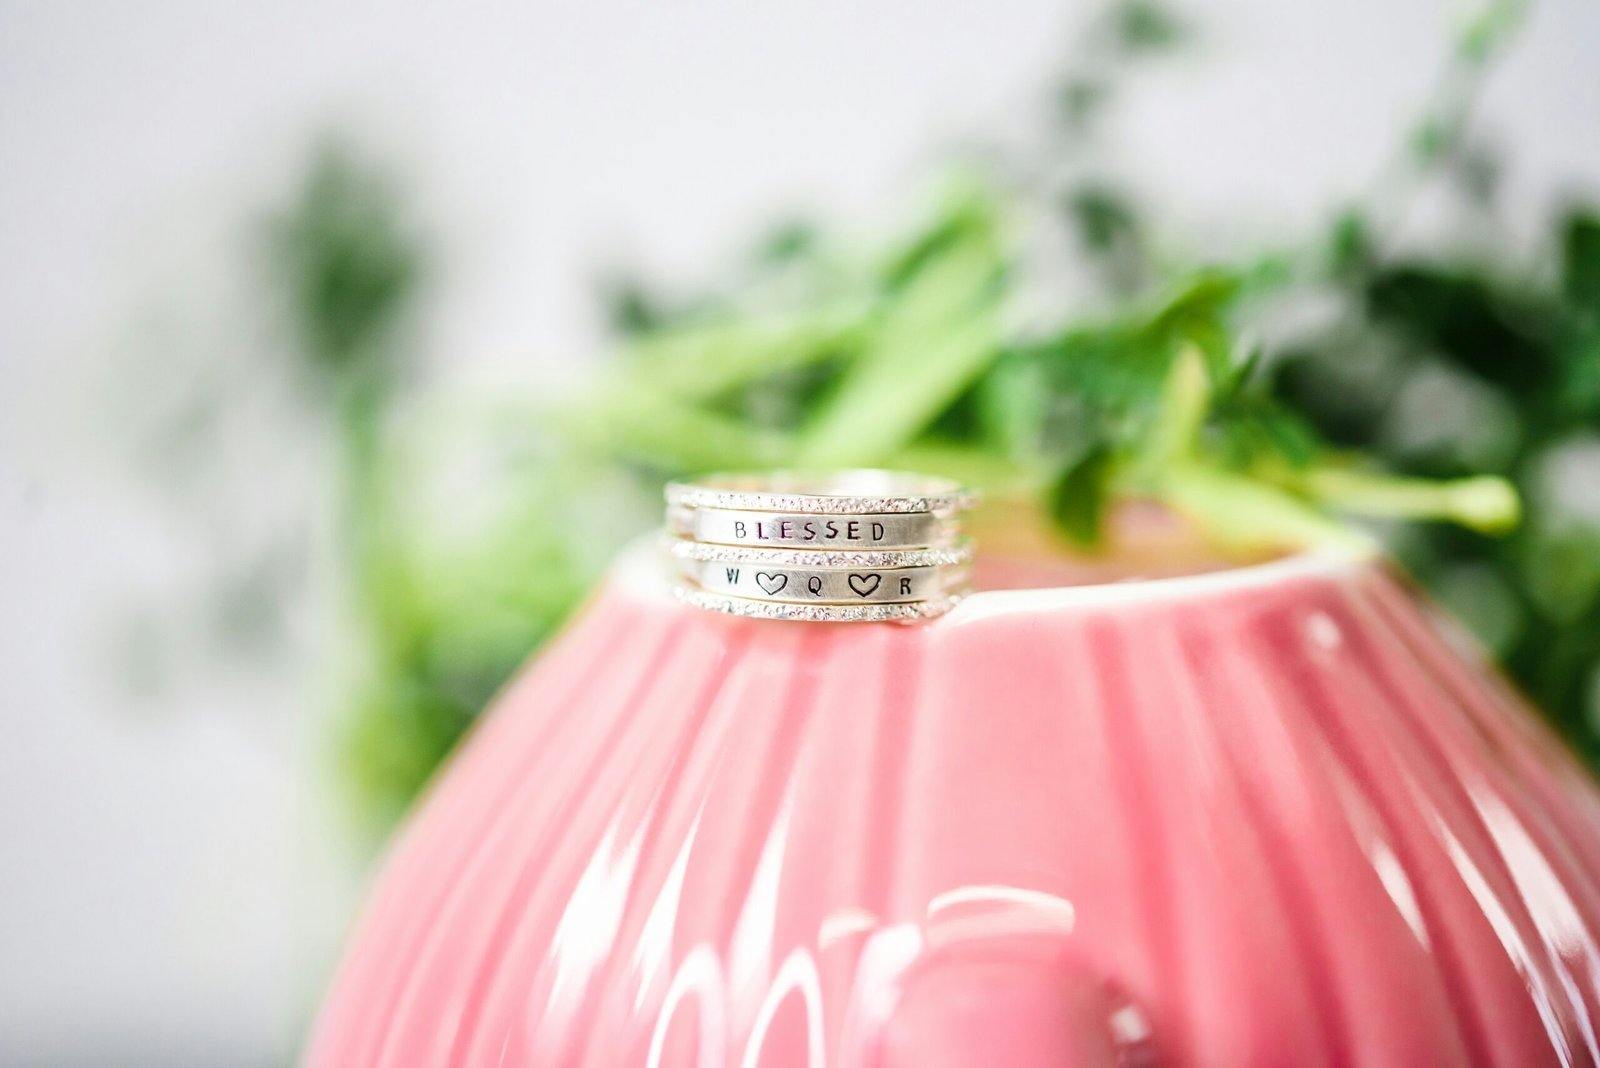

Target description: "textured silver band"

left=665, top=470, right=975, bottom=516
left=669, top=505, right=952, bottom=550
left=674, top=587, right=962, bottom=622
left=676, top=558, right=965, bottom=605
left=664, top=537, right=973, bottom=569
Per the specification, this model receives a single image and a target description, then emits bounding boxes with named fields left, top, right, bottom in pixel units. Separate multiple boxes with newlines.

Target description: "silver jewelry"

left=668, top=505, right=953, bottom=550
left=665, top=469, right=975, bottom=623
left=665, top=470, right=975, bottom=516
left=676, top=558, right=967, bottom=604
left=674, top=588, right=962, bottom=622
left=664, top=538, right=973, bottom=570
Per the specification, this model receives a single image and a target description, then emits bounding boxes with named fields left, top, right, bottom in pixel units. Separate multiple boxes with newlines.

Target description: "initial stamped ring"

left=676, top=559, right=968, bottom=605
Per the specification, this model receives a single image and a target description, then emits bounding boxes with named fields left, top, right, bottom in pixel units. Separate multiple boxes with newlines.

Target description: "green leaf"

left=564, top=383, right=796, bottom=471
left=1302, top=468, right=1521, bottom=534
left=1457, top=0, right=1526, bottom=64
left=1327, top=210, right=1375, bottom=275
left=1068, top=185, right=1141, bottom=252
left=1410, top=118, right=1451, bottom=167
left=265, top=141, right=423, bottom=385
left=880, top=183, right=1000, bottom=291
left=1215, top=403, right=1323, bottom=470
left=1521, top=526, right=1600, bottom=625
left=751, top=218, right=821, bottom=266
left=1066, top=183, right=1148, bottom=293
left=1365, top=267, right=1554, bottom=392
left=1056, top=78, right=1108, bottom=133
left=1142, top=271, right=1241, bottom=375
left=621, top=308, right=865, bottom=403
left=1562, top=211, right=1600, bottom=316
left=1558, top=331, right=1600, bottom=417
left=797, top=228, right=1004, bottom=465
left=1164, top=466, right=1373, bottom=555
left=1109, top=0, right=1190, bottom=55
left=1049, top=446, right=1115, bottom=546
left=1144, top=343, right=1211, bottom=471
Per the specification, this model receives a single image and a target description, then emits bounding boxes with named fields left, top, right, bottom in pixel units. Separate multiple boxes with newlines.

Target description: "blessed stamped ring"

left=667, top=505, right=955, bottom=550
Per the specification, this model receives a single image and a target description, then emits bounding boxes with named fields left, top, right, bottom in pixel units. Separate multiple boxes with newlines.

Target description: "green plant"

left=241, top=1, right=1594, bottom=832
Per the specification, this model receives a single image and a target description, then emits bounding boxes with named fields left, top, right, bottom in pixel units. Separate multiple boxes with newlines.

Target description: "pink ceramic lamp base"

left=310, top=533, right=1600, bottom=1067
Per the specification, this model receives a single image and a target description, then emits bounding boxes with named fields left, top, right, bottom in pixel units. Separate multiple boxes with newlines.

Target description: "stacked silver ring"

left=665, top=470, right=976, bottom=621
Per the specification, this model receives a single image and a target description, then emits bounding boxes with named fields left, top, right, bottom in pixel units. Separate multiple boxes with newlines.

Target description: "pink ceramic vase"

left=309, top=532, right=1600, bottom=1067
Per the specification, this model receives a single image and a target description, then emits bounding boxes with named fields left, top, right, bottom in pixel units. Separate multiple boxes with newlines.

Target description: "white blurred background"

left=2, top=1, right=1597, bottom=1063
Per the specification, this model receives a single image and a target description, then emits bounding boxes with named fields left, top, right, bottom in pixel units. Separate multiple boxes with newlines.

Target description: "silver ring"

left=665, top=469, right=975, bottom=623
left=668, top=505, right=953, bottom=550
left=675, top=587, right=962, bottom=622
left=665, top=470, right=975, bottom=516
left=664, top=538, right=973, bottom=569
left=676, top=558, right=967, bottom=604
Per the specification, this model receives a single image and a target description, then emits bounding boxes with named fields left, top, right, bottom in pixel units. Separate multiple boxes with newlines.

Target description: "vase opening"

left=968, top=499, right=1305, bottom=593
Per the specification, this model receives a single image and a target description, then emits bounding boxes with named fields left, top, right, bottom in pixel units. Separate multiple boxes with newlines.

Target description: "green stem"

left=1302, top=468, right=1520, bottom=534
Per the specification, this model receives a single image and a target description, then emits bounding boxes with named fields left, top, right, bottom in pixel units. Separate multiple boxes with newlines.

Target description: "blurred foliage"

left=239, top=0, right=1598, bottom=832
left=1276, top=205, right=1600, bottom=757
left=264, top=146, right=637, bottom=822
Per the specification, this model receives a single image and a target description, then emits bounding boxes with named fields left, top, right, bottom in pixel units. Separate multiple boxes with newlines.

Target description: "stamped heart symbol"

left=756, top=571, right=788, bottom=595
left=848, top=573, right=881, bottom=597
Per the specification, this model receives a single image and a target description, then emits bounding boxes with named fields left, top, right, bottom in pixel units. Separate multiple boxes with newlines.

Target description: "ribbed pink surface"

left=308, top=548, right=1600, bottom=1067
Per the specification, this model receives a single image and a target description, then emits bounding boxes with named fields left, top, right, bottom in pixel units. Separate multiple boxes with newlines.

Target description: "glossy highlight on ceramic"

left=309, top=544, right=1600, bottom=1067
